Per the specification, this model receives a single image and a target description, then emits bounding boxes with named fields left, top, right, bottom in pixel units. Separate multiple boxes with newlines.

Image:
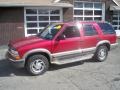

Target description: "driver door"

left=52, top=25, right=83, bottom=56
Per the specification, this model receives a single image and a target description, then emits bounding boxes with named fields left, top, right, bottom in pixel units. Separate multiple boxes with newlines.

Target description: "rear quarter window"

left=98, top=23, right=116, bottom=34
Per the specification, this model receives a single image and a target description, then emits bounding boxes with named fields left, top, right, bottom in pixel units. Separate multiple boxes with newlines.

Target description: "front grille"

left=7, top=52, right=16, bottom=60
left=8, top=44, right=15, bottom=53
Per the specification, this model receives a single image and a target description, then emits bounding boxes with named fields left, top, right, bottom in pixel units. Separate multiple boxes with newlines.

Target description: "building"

left=0, top=0, right=119, bottom=45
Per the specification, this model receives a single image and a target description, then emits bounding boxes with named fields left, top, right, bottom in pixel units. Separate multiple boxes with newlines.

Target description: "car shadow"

left=0, top=59, right=30, bottom=77
left=0, top=59, right=97, bottom=77
left=49, top=59, right=97, bottom=71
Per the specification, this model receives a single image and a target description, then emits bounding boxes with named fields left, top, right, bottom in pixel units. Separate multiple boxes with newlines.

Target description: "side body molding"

left=23, top=49, right=52, bottom=61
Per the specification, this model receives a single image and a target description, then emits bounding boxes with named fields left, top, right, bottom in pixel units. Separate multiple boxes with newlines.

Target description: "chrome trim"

left=111, top=43, right=118, bottom=46
left=51, top=54, right=94, bottom=64
left=82, top=47, right=96, bottom=53
left=52, top=49, right=82, bottom=57
left=52, top=47, right=96, bottom=58
left=51, top=47, right=96, bottom=64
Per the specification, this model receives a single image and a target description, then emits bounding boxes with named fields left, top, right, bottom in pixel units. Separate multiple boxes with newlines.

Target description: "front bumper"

left=6, top=52, right=25, bottom=68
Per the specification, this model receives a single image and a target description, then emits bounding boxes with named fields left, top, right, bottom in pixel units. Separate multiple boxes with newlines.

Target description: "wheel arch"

left=23, top=49, right=52, bottom=65
left=96, top=40, right=110, bottom=51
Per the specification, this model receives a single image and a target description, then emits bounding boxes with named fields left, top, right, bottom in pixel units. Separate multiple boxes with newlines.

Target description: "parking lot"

left=0, top=40, right=120, bottom=90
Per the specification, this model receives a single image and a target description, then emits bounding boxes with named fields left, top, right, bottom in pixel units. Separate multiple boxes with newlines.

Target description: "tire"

left=93, top=45, right=108, bottom=62
left=26, top=54, right=49, bottom=76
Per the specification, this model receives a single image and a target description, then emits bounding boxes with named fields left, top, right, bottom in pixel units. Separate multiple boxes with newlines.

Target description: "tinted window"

left=98, top=23, right=116, bottom=34
left=63, top=26, right=80, bottom=38
left=83, top=24, right=98, bottom=36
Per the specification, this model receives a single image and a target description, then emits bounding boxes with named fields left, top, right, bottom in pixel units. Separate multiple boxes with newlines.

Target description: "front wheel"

left=26, top=54, right=49, bottom=76
left=93, top=45, right=108, bottom=62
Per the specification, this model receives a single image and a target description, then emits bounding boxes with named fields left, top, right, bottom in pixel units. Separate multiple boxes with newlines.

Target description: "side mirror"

left=57, top=34, right=66, bottom=40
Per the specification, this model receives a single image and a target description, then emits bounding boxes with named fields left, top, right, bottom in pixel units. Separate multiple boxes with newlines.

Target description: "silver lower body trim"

left=51, top=54, right=94, bottom=65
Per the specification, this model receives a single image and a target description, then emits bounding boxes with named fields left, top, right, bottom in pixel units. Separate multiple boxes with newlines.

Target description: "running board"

left=51, top=54, right=94, bottom=65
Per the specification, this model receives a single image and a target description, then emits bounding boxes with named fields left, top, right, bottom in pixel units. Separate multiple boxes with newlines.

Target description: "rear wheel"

left=26, top=54, right=49, bottom=76
left=93, top=45, right=108, bottom=62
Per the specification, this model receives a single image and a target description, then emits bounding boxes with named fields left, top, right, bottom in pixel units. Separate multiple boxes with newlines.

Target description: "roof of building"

left=0, top=0, right=73, bottom=7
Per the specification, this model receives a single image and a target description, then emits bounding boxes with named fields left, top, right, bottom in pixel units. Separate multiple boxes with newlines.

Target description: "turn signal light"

left=15, top=56, right=21, bottom=60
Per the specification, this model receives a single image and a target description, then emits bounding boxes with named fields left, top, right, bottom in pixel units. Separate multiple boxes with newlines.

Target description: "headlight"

left=11, top=49, right=19, bottom=55
left=9, top=47, right=21, bottom=60
left=9, top=47, right=19, bottom=56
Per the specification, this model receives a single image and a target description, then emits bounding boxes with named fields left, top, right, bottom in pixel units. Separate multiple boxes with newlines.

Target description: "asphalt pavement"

left=0, top=41, right=120, bottom=90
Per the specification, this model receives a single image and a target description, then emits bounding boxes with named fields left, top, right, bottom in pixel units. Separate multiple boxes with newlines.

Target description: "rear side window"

left=98, top=23, right=115, bottom=34
left=83, top=24, right=98, bottom=36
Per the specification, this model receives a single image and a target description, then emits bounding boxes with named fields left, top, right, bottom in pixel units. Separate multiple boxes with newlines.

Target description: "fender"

left=96, top=40, right=110, bottom=47
left=23, top=48, right=52, bottom=61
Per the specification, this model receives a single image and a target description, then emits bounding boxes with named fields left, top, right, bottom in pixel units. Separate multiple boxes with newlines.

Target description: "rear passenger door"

left=82, top=24, right=100, bottom=51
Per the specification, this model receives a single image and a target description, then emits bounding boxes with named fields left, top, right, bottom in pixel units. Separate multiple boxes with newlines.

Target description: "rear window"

left=98, top=23, right=116, bottom=34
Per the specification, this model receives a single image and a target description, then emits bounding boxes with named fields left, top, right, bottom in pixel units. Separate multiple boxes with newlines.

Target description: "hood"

left=10, top=36, right=45, bottom=49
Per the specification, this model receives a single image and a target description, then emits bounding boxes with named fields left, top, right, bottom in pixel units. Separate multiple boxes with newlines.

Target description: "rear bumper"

left=111, top=43, right=118, bottom=50
left=6, top=52, right=25, bottom=68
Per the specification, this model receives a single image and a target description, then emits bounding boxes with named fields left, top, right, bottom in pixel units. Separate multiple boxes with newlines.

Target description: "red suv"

left=6, top=21, right=118, bottom=75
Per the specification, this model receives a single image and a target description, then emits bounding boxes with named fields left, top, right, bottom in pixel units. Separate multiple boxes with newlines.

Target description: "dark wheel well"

left=103, top=43, right=110, bottom=51
left=98, top=43, right=110, bottom=51
left=25, top=52, right=51, bottom=66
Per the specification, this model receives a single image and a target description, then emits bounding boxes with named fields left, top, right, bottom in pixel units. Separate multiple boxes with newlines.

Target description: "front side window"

left=62, top=26, right=80, bottom=38
left=83, top=24, right=98, bottom=36
left=37, top=24, right=63, bottom=40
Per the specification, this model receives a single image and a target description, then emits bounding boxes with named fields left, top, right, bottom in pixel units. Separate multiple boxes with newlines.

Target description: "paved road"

left=0, top=41, right=120, bottom=90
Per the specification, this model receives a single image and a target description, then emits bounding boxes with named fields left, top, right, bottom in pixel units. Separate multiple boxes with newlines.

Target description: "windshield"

left=37, top=24, right=63, bottom=40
